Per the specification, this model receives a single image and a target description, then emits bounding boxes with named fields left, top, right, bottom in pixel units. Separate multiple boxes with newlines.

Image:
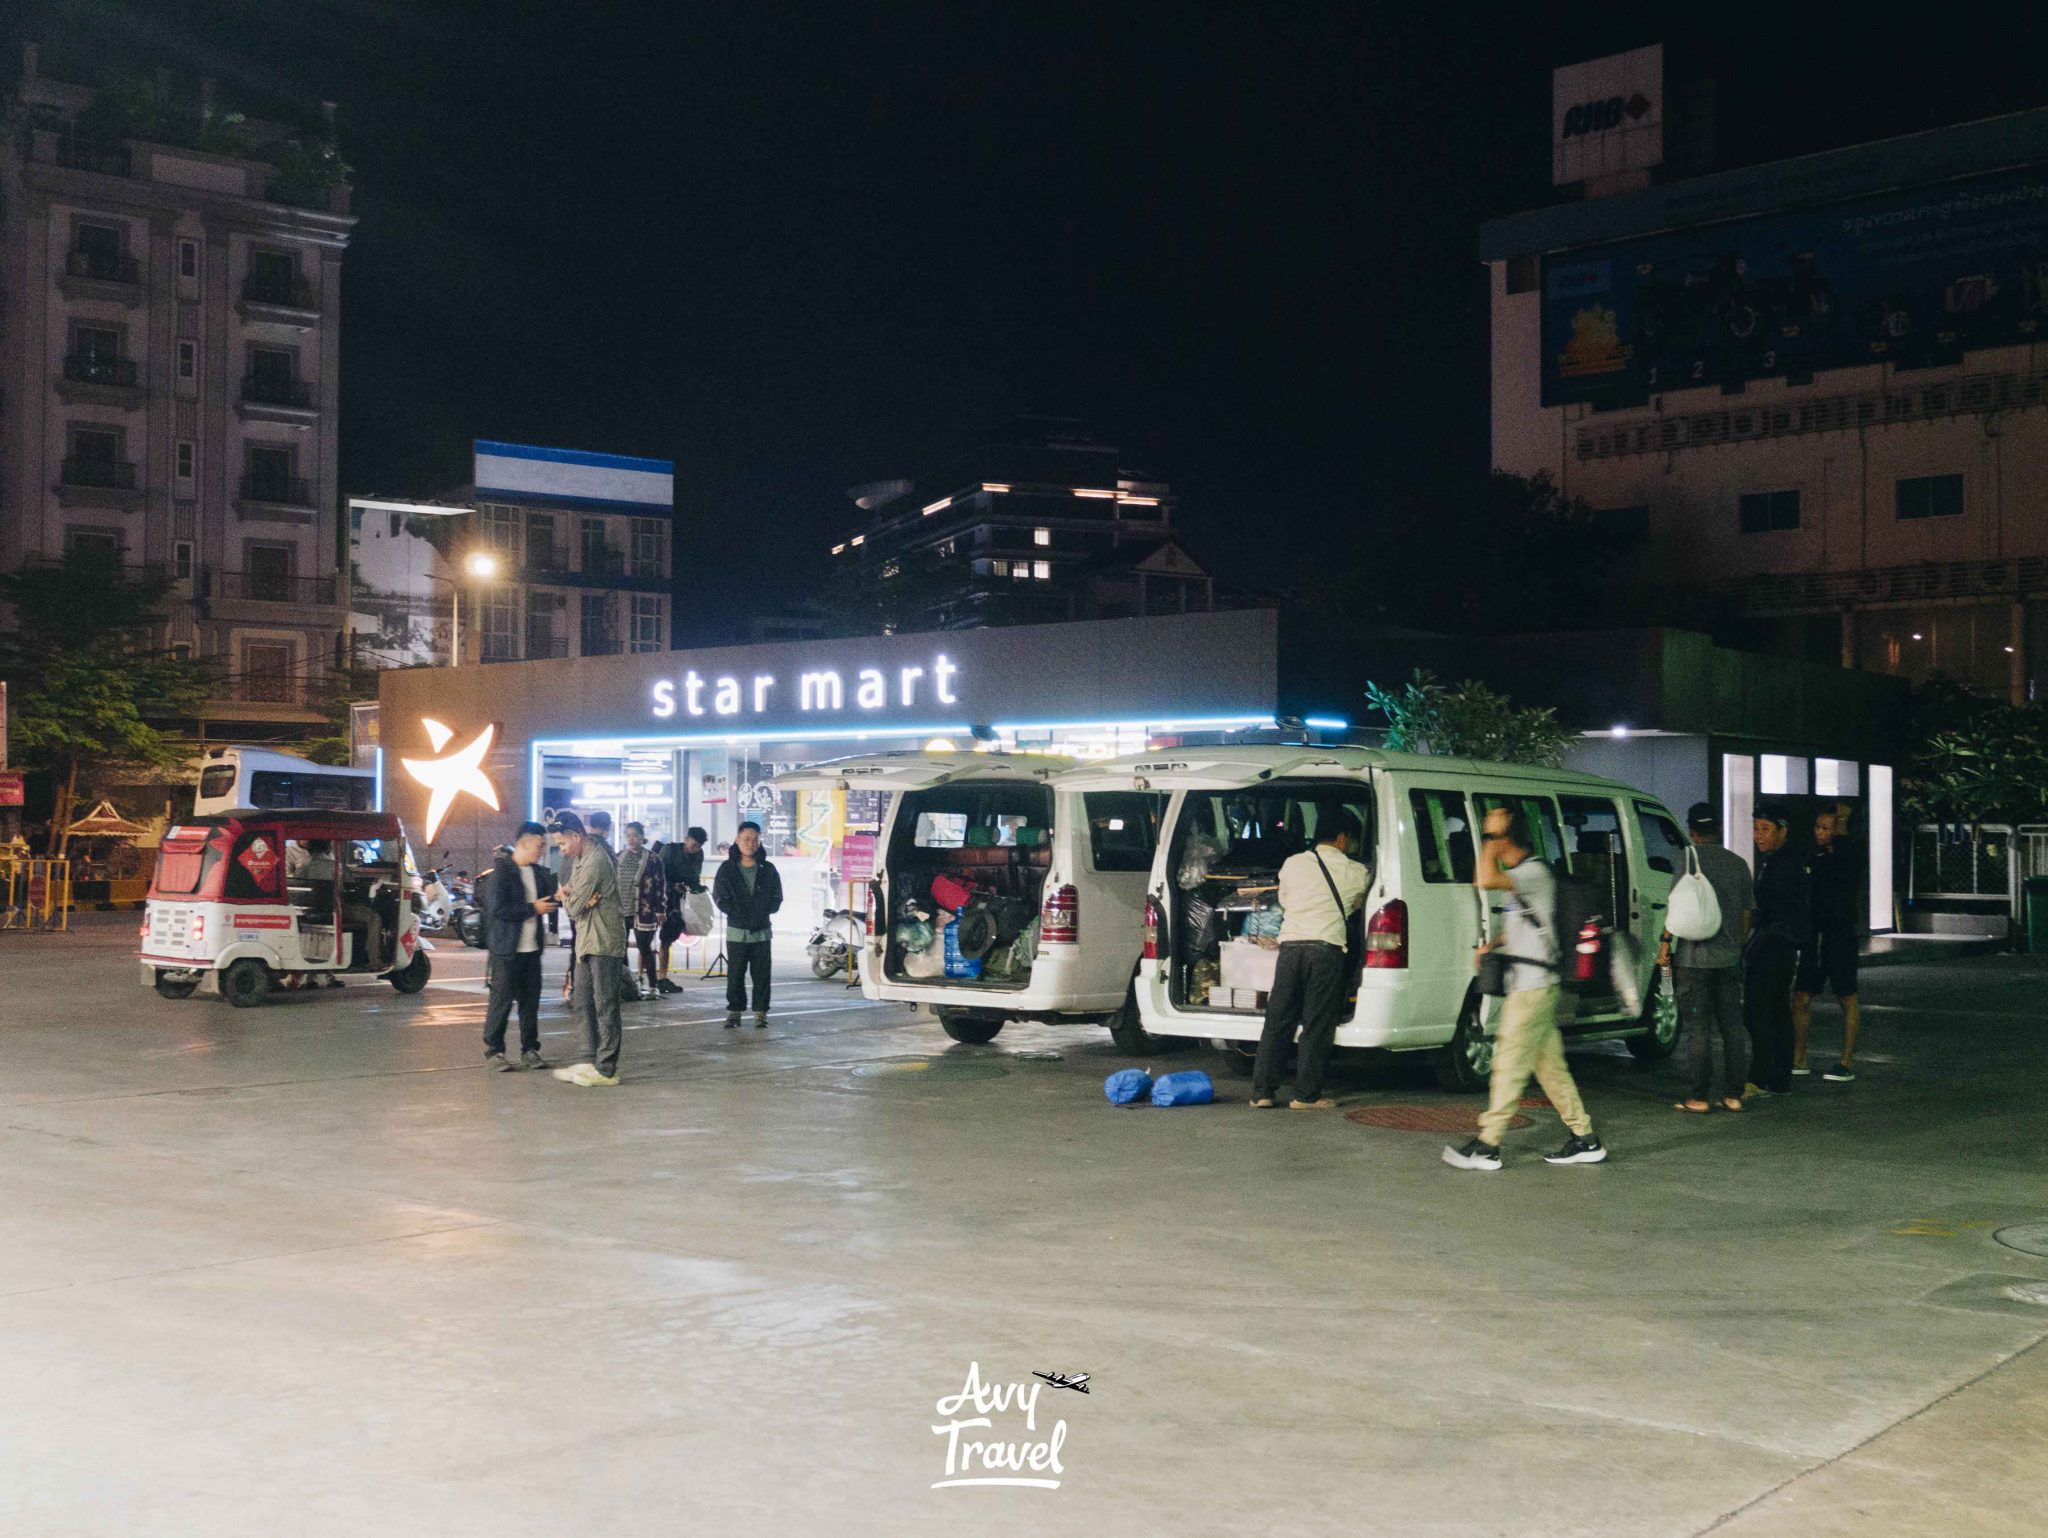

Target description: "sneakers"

left=551, top=1062, right=619, bottom=1087
left=723, top=1013, right=740, bottom=1030
left=485, top=1052, right=516, bottom=1072
left=655, top=978, right=681, bottom=996
left=1442, top=1138, right=1503, bottom=1172
left=521, top=1049, right=549, bottom=1070
left=1743, top=1082, right=1774, bottom=1100
left=1543, top=1134, right=1609, bottom=1165
left=551, top=1063, right=595, bottom=1083
left=1791, top=1065, right=1812, bottom=1077
left=1822, top=1061, right=1857, bottom=1082
left=1248, top=1097, right=1278, bottom=1109
left=1288, top=1097, right=1336, bottom=1111
left=753, top=1013, right=769, bottom=1030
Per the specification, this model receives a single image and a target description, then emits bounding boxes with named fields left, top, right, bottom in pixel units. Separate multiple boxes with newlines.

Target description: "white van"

left=774, top=752, right=1163, bottom=1046
left=1061, top=746, right=1686, bottom=1088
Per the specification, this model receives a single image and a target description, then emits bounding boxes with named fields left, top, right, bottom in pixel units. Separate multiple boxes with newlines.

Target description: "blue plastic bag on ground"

left=1150, top=1070, right=1215, bottom=1107
left=1104, top=1068, right=1154, bottom=1105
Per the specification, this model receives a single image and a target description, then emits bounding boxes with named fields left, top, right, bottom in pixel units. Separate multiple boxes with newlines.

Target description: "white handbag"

left=1664, top=846, right=1723, bottom=942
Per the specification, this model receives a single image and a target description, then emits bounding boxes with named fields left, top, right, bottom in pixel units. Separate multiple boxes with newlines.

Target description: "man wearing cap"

left=548, top=811, right=628, bottom=1087
left=1744, top=802, right=1812, bottom=1098
left=1659, top=804, right=1755, bottom=1114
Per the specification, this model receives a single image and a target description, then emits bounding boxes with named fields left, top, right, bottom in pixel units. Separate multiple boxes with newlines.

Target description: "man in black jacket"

left=712, top=821, right=782, bottom=1029
left=483, top=822, right=559, bottom=1070
left=1744, top=802, right=1812, bottom=1098
left=655, top=826, right=707, bottom=995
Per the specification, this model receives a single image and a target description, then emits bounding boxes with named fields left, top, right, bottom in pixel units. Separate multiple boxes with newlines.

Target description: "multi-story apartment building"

left=831, top=417, right=1213, bottom=631
left=0, top=46, right=354, bottom=739
left=1483, top=84, right=2048, bottom=704
left=346, top=440, right=674, bottom=669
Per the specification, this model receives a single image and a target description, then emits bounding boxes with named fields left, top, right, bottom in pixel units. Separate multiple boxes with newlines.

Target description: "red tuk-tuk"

left=139, top=810, right=431, bottom=1006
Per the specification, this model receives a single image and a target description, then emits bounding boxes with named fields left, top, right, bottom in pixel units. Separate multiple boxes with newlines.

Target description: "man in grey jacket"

left=549, top=811, right=628, bottom=1087
left=1660, top=802, right=1755, bottom=1114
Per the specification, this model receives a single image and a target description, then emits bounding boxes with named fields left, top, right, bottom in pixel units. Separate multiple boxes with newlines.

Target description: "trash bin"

left=2027, top=877, right=2048, bottom=955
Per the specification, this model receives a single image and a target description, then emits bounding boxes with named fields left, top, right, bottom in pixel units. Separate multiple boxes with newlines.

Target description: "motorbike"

left=416, top=865, right=456, bottom=933
left=807, top=907, right=864, bottom=980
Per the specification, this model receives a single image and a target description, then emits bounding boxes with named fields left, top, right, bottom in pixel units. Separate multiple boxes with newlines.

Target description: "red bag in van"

left=929, top=872, right=979, bottom=912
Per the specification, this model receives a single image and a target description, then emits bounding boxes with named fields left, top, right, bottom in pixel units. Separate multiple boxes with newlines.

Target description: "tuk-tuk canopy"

left=65, top=798, right=152, bottom=840
left=165, top=810, right=407, bottom=845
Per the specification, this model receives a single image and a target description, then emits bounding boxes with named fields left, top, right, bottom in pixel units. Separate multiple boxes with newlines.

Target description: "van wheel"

left=221, top=958, right=272, bottom=1008
left=1626, top=970, right=1679, bottom=1062
left=1210, top=1038, right=1260, bottom=1078
left=937, top=1007, right=1003, bottom=1044
left=1106, top=991, right=1167, bottom=1056
left=1435, top=990, right=1492, bottom=1093
left=153, top=971, right=198, bottom=1000
left=389, top=951, right=432, bottom=994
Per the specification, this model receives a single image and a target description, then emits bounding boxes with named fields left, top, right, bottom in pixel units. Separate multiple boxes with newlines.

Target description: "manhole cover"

left=1346, top=1104, right=1532, bottom=1133
left=849, top=1057, right=1010, bottom=1082
left=1993, top=1223, right=2048, bottom=1259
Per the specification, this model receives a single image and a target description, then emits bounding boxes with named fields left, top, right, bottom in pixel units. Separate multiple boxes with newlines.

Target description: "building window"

left=244, top=443, right=296, bottom=501
left=174, top=540, right=193, bottom=580
left=1896, top=474, right=1963, bottom=521
left=482, top=594, right=519, bottom=662
left=481, top=504, right=520, bottom=555
left=178, top=238, right=199, bottom=280
left=527, top=511, right=558, bottom=571
left=581, top=517, right=613, bottom=577
left=247, top=248, right=301, bottom=305
left=175, top=440, right=195, bottom=482
left=65, top=425, right=125, bottom=487
left=72, top=220, right=126, bottom=275
left=1033, top=560, right=1051, bottom=580
left=243, top=641, right=295, bottom=703
left=64, top=526, right=122, bottom=564
left=1012, top=563, right=1029, bottom=581
left=631, top=517, right=664, bottom=579
left=989, top=559, right=1010, bottom=577
left=631, top=594, right=663, bottom=653
left=176, top=339, right=198, bottom=381
left=246, top=542, right=293, bottom=602
left=1033, top=527, right=1051, bottom=546
left=1506, top=254, right=1539, bottom=295
left=1738, top=489, right=1800, bottom=534
left=170, top=641, right=193, bottom=662
left=580, top=593, right=616, bottom=655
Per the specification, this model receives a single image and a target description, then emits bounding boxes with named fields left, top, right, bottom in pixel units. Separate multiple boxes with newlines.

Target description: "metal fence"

left=0, top=856, right=73, bottom=931
left=1910, top=824, right=2048, bottom=916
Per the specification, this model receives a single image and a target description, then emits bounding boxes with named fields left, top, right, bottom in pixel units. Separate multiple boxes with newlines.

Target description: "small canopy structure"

left=64, top=799, right=151, bottom=841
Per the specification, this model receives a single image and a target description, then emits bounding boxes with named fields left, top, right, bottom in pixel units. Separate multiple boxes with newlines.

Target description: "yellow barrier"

left=0, top=857, right=72, bottom=931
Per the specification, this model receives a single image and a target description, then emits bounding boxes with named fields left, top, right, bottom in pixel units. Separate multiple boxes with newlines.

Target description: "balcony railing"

left=63, top=354, right=140, bottom=388
left=61, top=457, right=138, bottom=490
left=66, top=249, right=140, bottom=284
left=241, top=374, right=316, bottom=409
left=210, top=570, right=338, bottom=605
left=240, top=473, right=313, bottom=506
left=241, top=273, right=318, bottom=309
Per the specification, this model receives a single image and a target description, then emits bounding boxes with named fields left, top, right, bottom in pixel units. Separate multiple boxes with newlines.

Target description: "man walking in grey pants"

left=549, top=811, right=628, bottom=1087
left=1662, top=802, right=1754, bottom=1114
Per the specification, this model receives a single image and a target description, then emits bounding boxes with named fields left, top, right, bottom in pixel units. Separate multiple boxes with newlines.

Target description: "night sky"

left=11, top=3, right=2048, bottom=632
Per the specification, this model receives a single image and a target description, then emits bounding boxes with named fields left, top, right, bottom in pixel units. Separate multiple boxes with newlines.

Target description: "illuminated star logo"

left=401, top=718, right=499, bottom=842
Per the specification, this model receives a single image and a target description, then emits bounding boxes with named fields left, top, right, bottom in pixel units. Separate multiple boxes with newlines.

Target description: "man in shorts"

left=1793, top=809, right=1862, bottom=1083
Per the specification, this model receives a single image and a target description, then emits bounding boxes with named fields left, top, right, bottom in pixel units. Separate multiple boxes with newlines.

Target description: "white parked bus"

left=192, top=746, right=376, bottom=817
left=1062, top=746, right=1685, bottom=1088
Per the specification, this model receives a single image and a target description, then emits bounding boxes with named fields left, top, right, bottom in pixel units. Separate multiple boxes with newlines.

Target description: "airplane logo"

left=1033, top=1371, right=1089, bottom=1395
left=401, top=718, right=500, bottom=842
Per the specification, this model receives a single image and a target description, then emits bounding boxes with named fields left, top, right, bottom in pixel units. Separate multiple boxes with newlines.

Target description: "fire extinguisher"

left=1573, top=919, right=1605, bottom=985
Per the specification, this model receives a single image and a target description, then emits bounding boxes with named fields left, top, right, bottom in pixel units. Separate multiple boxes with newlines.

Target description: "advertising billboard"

left=1541, top=163, right=2048, bottom=407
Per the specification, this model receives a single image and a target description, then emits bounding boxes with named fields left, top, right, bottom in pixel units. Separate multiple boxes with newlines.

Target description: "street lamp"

left=448, top=550, right=502, bottom=669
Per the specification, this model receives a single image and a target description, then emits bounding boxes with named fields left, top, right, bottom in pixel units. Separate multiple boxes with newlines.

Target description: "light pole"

left=447, top=550, right=502, bottom=668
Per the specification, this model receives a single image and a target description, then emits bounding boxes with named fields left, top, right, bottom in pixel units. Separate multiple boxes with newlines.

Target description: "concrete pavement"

left=2, top=922, right=2044, bottom=1536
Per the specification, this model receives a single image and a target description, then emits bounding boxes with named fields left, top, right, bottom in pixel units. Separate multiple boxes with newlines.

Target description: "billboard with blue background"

left=1541, top=163, right=2048, bottom=407
left=473, top=440, right=674, bottom=512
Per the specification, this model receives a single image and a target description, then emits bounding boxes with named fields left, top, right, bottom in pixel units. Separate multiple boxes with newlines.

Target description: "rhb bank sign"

left=651, top=651, right=962, bottom=724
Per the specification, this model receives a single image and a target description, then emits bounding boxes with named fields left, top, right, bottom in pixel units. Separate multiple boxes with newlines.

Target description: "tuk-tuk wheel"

left=389, top=950, right=431, bottom=994
left=221, top=958, right=273, bottom=1008
left=153, top=971, right=198, bottom=1000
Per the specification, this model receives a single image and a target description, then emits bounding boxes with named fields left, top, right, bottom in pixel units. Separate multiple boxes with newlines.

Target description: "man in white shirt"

left=1250, top=810, right=1368, bottom=1110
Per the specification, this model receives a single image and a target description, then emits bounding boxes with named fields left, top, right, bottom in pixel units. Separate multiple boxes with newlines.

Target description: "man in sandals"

left=1660, top=803, right=1754, bottom=1115
left=1249, top=810, right=1367, bottom=1111
left=1444, top=803, right=1607, bottom=1170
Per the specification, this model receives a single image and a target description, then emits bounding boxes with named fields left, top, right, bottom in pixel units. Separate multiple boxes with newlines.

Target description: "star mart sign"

left=651, top=652, right=963, bottom=723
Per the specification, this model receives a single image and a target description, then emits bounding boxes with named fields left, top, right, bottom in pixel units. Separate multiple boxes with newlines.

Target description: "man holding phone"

left=483, top=821, right=559, bottom=1071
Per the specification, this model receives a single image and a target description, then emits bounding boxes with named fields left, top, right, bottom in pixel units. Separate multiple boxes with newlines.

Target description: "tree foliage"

left=1365, top=669, right=1572, bottom=768
left=0, top=556, right=213, bottom=851
left=1899, top=680, right=2048, bottom=826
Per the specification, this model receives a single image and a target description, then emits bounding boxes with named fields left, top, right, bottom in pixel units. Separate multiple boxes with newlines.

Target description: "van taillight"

left=864, top=882, right=878, bottom=938
left=1364, top=899, right=1407, bottom=969
left=1141, top=895, right=1161, bottom=960
left=1042, top=884, right=1078, bottom=944
left=189, top=913, right=206, bottom=943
